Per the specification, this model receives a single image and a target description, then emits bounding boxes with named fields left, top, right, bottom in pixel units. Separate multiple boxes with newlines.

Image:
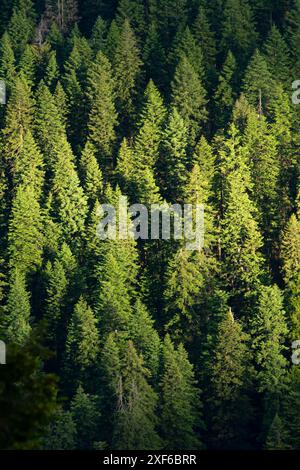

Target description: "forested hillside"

left=0, top=0, right=300, bottom=450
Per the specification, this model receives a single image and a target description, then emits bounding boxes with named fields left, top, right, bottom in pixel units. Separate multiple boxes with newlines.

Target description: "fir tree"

left=208, top=308, right=251, bottom=449
left=221, top=0, right=257, bottom=64
left=112, top=340, right=161, bottom=450
left=4, top=269, right=31, bottom=345
left=160, top=335, right=202, bottom=450
left=171, top=54, right=207, bottom=145
left=8, top=184, right=44, bottom=276
left=113, top=19, right=142, bottom=126
left=214, top=51, right=237, bottom=128
left=64, top=297, right=100, bottom=391
left=86, top=50, right=117, bottom=172
left=0, top=32, right=16, bottom=91
left=79, top=142, right=103, bottom=205
left=70, top=385, right=101, bottom=449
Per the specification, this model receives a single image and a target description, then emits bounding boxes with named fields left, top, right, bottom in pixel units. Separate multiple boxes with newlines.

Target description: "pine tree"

left=64, top=297, right=100, bottom=391
left=49, top=134, right=88, bottom=247
left=286, top=0, right=300, bottom=74
left=208, top=308, right=251, bottom=449
left=53, top=80, right=68, bottom=126
left=219, top=125, right=264, bottom=297
left=262, top=25, right=290, bottom=88
left=112, top=340, right=161, bottom=450
left=265, top=413, right=290, bottom=450
left=243, top=109, right=280, bottom=255
left=214, top=51, right=237, bottom=128
left=79, top=142, right=103, bottom=205
left=0, top=32, right=16, bottom=92
left=11, top=130, right=44, bottom=195
left=116, top=0, right=146, bottom=39
left=242, top=49, right=276, bottom=115
left=129, top=299, right=161, bottom=378
left=4, top=269, right=31, bottom=345
left=43, top=408, right=76, bottom=450
left=160, top=335, right=202, bottom=450
left=44, top=49, right=59, bottom=90
left=90, top=16, right=107, bottom=53
left=281, top=213, right=300, bottom=338
left=113, top=19, right=142, bottom=126
left=171, top=55, right=207, bottom=145
left=169, top=26, right=205, bottom=81
left=221, top=0, right=257, bottom=64
left=157, top=0, right=188, bottom=46
left=18, top=44, right=38, bottom=87
left=8, top=0, right=36, bottom=58
left=283, top=366, right=300, bottom=449
left=134, top=79, right=166, bottom=169
left=250, top=285, right=288, bottom=436
left=8, top=184, right=44, bottom=276
left=2, top=73, right=34, bottom=166
left=160, top=107, right=188, bottom=201
left=70, top=385, right=101, bottom=449
left=44, top=258, right=68, bottom=351
left=191, top=6, right=216, bottom=85
left=86, top=50, right=117, bottom=172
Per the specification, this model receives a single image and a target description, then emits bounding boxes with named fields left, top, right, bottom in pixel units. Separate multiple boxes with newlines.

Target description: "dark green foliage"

left=0, top=333, right=58, bottom=449
left=0, top=0, right=298, bottom=452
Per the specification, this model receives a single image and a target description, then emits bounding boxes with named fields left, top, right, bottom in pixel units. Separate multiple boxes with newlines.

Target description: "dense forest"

left=0, top=0, right=300, bottom=451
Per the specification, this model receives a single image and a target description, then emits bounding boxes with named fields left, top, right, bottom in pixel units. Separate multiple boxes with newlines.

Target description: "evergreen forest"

left=1, top=0, right=300, bottom=451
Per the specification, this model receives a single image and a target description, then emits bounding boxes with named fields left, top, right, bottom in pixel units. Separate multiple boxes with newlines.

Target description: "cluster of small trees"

left=0, top=0, right=300, bottom=450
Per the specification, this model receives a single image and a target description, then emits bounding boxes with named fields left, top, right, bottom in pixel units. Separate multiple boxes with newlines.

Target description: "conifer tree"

left=220, top=126, right=264, bottom=298
left=8, top=184, right=44, bottom=276
left=243, top=109, right=280, bottom=254
left=160, top=335, right=202, bottom=450
left=170, top=27, right=205, bottom=81
left=208, top=308, right=251, bottom=449
left=70, top=385, right=101, bottom=449
left=242, top=49, right=276, bottom=114
left=44, top=49, right=59, bottom=90
left=250, top=285, right=288, bottom=435
left=44, top=258, right=68, bottom=351
left=157, top=0, right=188, bottom=46
left=265, top=414, right=290, bottom=450
left=281, top=213, right=300, bottom=338
left=64, top=297, right=100, bottom=390
left=4, top=269, right=31, bottom=345
left=86, top=50, right=117, bottom=172
left=160, top=107, right=188, bottom=201
left=8, top=0, right=36, bottom=58
left=134, top=79, right=166, bottom=169
left=0, top=32, right=16, bottom=92
left=214, top=51, right=237, bottom=128
left=221, top=0, right=257, bottom=64
left=191, top=6, right=216, bottom=84
left=53, top=80, right=68, bottom=126
left=286, top=0, right=300, bottom=74
left=171, top=55, right=207, bottom=145
left=43, top=408, right=76, bottom=450
left=116, top=0, right=146, bottom=39
left=79, top=142, right=103, bottom=205
left=2, top=73, right=34, bottom=165
left=113, top=19, right=142, bottom=125
left=129, top=300, right=161, bottom=378
left=262, top=25, right=290, bottom=88
left=90, top=16, right=107, bottom=52
left=112, top=340, right=161, bottom=450
left=18, top=44, right=37, bottom=87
